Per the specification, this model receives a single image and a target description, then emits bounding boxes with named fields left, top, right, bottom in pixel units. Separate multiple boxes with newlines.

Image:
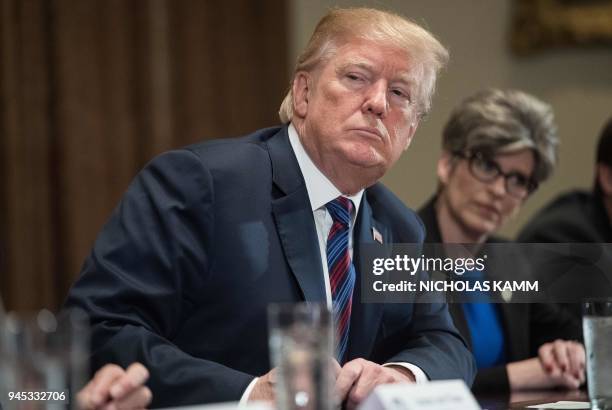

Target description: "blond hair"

left=278, top=7, right=449, bottom=123
left=442, top=89, right=559, bottom=183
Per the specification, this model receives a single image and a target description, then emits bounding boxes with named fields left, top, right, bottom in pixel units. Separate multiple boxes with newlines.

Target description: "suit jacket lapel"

left=347, top=193, right=388, bottom=359
left=267, top=127, right=326, bottom=303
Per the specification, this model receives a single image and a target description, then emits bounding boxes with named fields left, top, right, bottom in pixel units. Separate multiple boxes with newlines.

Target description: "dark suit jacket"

left=66, top=127, right=475, bottom=407
left=418, top=197, right=580, bottom=393
left=517, top=190, right=612, bottom=320
left=518, top=190, right=612, bottom=244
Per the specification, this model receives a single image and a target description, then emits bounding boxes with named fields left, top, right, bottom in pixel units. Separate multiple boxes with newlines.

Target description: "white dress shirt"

left=239, top=124, right=427, bottom=405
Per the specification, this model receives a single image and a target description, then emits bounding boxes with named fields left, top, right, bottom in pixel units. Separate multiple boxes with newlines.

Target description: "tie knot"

left=326, top=196, right=353, bottom=226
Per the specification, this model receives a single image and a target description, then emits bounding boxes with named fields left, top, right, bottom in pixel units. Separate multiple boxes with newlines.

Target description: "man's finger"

left=76, top=386, right=94, bottom=410
left=109, top=386, right=152, bottom=410
left=331, top=359, right=342, bottom=379
left=109, top=363, right=150, bottom=400
left=90, top=365, right=125, bottom=407
left=346, top=364, right=384, bottom=410
left=335, top=360, right=364, bottom=404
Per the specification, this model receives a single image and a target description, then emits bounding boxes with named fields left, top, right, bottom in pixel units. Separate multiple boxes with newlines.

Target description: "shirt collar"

left=288, top=123, right=363, bottom=215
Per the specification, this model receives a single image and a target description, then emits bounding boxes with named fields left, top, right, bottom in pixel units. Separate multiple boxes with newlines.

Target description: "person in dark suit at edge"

left=519, top=117, right=612, bottom=245
left=65, top=7, right=476, bottom=409
left=517, top=117, right=612, bottom=321
left=418, top=89, right=585, bottom=393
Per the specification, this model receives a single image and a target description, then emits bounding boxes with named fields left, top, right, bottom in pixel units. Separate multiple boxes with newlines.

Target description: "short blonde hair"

left=442, top=89, right=559, bottom=183
left=278, top=7, right=449, bottom=123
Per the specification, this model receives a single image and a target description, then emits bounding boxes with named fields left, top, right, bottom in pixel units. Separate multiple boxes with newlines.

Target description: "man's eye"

left=391, top=89, right=408, bottom=99
left=346, top=73, right=363, bottom=81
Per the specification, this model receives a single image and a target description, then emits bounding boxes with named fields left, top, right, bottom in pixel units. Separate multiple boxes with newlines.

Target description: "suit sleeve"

left=381, top=291, right=477, bottom=386
left=65, top=149, right=255, bottom=407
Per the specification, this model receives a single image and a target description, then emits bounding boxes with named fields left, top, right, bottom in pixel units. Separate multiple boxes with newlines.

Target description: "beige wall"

left=289, top=0, right=612, bottom=238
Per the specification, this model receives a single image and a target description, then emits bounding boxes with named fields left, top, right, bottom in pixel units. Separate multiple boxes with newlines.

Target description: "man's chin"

left=334, top=157, right=386, bottom=192
left=343, top=150, right=387, bottom=170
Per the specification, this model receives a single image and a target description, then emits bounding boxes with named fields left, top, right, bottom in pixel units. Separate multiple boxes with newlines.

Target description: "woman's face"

left=438, top=148, right=535, bottom=239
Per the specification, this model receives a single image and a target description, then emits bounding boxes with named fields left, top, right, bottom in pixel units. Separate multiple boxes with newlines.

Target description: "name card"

left=358, top=380, right=480, bottom=410
left=158, top=401, right=273, bottom=410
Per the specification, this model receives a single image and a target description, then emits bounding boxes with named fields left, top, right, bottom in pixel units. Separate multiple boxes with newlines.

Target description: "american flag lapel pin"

left=372, top=227, right=383, bottom=244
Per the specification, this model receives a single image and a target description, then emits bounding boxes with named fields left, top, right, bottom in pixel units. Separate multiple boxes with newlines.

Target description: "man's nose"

left=362, top=80, right=388, bottom=118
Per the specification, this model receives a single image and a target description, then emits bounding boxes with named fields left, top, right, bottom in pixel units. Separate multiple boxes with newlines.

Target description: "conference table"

left=162, top=390, right=590, bottom=410
left=476, top=389, right=589, bottom=410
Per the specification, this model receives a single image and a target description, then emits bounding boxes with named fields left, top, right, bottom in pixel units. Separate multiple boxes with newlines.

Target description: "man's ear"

left=292, top=72, right=310, bottom=118
left=597, top=163, right=612, bottom=196
left=437, top=150, right=453, bottom=185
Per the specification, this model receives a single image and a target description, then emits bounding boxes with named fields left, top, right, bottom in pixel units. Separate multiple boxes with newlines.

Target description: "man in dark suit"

left=519, top=117, right=612, bottom=244
left=518, top=117, right=612, bottom=321
left=66, top=7, right=475, bottom=409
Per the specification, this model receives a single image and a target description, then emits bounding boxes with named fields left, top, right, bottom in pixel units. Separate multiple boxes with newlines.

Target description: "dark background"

left=0, top=0, right=289, bottom=311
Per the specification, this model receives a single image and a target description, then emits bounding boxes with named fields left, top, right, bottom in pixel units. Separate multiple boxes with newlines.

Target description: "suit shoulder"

left=365, top=183, right=424, bottom=242
left=517, top=190, right=598, bottom=242
left=133, top=127, right=284, bottom=199
left=183, top=126, right=282, bottom=167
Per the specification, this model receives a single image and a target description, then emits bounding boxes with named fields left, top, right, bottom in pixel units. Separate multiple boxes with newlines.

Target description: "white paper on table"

left=527, top=401, right=590, bottom=409
left=358, top=380, right=480, bottom=410
left=157, top=401, right=273, bottom=410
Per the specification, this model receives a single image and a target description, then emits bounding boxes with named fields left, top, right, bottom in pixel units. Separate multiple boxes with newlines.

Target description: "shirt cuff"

left=238, top=377, right=259, bottom=407
left=383, top=362, right=429, bottom=384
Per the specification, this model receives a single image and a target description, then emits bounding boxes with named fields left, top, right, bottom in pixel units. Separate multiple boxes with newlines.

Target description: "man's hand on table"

left=248, top=367, right=277, bottom=403
left=77, top=362, right=152, bottom=410
left=249, top=360, right=343, bottom=403
left=335, top=359, right=416, bottom=410
left=249, top=359, right=413, bottom=409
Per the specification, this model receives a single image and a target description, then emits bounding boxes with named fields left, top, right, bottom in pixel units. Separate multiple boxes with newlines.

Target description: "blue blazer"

left=66, top=126, right=475, bottom=407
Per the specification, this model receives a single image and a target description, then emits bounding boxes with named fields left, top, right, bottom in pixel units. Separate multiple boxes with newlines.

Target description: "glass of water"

left=583, top=298, right=612, bottom=410
left=268, top=303, right=333, bottom=410
left=0, top=309, right=89, bottom=410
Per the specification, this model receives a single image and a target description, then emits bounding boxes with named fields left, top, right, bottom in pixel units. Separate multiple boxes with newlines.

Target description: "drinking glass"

left=0, top=309, right=89, bottom=410
left=583, top=298, right=612, bottom=410
left=268, top=303, right=333, bottom=410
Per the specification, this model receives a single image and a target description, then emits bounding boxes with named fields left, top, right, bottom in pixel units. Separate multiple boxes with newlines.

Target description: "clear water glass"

left=268, top=303, right=333, bottom=410
left=0, top=309, right=89, bottom=410
left=583, top=299, right=612, bottom=410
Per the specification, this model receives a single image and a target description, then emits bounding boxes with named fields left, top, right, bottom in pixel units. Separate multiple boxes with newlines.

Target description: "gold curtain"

left=0, top=0, right=289, bottom=311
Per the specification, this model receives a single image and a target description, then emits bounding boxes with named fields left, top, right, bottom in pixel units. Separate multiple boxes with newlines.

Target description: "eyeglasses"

left=455, top=151, right=538, bottom=199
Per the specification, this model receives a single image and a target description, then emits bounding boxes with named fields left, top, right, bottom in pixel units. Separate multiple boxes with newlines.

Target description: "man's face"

left=292, top=38, right=420, bottom=192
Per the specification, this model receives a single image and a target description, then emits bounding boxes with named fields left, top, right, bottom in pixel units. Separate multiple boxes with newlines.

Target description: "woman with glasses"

left=418, top=89, right=585, bottom=392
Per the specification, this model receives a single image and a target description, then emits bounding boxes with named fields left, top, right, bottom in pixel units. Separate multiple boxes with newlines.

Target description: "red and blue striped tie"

left=325, top=196, right=355, bottom=364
